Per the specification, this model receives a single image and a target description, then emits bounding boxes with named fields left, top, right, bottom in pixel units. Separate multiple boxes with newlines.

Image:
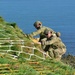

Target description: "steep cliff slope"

left=0, top=16, right=75, bottom=75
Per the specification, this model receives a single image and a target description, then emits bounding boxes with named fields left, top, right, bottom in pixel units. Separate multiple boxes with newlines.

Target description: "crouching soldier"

left=41, top=29, right=66, bottom=60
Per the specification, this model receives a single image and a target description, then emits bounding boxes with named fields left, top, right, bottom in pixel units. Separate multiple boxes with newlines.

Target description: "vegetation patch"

left=0, top=16, right=75, bottom=75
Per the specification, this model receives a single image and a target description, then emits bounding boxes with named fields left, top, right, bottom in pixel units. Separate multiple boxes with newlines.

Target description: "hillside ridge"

left=0, top=16, right=75, bottom=75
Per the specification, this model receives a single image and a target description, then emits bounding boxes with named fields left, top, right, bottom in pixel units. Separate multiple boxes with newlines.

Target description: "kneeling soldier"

left=41, top=29, right=66, bottom=60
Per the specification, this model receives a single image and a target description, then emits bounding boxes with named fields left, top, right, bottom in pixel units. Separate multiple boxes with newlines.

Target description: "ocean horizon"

left=0, top=0, right=75, bottom=55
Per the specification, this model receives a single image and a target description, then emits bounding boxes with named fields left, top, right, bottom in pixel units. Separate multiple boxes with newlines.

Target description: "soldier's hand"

left=41, top=41, right=46, bottom=45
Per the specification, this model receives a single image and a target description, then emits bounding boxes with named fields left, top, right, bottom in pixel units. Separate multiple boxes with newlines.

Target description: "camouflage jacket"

left=30, top=26, right=56, bottom=42
left=41, top=35, right=66, bottom=51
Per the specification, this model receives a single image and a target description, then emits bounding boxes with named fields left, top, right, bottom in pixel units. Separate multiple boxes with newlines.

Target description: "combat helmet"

left=44, top=29, right=52, bottom=35
left=34, top=21, right=42, bottom=27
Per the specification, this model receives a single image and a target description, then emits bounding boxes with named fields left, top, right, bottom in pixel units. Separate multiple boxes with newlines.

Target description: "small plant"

left=0, top=16, right=4, bottom=22
left=10, top=23, right=17, bottom=28
left=0, top=57, right=10, bottom=64
left=17, top=64, right=40, bottom=75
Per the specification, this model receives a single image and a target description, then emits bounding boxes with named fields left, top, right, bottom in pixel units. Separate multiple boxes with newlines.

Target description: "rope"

left=0, top=38, right=50, bottom=60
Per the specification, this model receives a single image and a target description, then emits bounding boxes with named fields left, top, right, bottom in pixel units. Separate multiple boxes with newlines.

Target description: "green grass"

left=39, top=59, right=75, bottom=75
left=0, top=16, right=75, bottom=75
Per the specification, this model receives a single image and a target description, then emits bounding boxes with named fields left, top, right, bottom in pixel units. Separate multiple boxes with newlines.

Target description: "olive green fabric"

left=41, top=35, right=66, bottom=59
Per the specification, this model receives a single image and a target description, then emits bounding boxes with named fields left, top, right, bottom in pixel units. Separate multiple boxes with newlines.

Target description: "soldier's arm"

left=41, top=38, right=47, bottom=42
left=45, top=36, right=58, bottom=45
left=29, top=27, right=45, bottom=37
left=41, top=38, right=47, bottom=45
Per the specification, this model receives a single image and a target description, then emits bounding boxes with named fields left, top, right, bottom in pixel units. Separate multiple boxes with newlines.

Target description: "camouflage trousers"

left=48, top=48, right=66, bottom=60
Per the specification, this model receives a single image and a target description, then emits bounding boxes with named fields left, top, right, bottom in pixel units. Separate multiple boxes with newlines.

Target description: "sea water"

left=0, top=0, right=75, bottom=55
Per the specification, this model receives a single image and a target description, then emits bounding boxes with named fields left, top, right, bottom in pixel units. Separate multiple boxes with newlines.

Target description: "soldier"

left=29, top=21, right=60, bottom=42
left=41, top=29, right=66, bottom=60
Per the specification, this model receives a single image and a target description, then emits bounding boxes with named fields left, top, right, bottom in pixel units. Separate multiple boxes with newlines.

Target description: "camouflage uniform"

left=41, top=35, right=66, bottom=60
left=29, top=21, right=56, bottom=42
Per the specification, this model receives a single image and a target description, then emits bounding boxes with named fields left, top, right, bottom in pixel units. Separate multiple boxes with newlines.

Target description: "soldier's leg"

left=61, top=48, right=66, bottom=55
left=53, top=48, right=66, bottom=60
left=48, top=48, right=55, bottom=58
left=53, top=49, right=62, bottom=60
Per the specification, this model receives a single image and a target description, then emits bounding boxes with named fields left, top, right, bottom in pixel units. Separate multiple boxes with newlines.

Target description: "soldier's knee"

left=48, top=50, right=54, bottom=58
left=62, top=49, right=66, bottom=55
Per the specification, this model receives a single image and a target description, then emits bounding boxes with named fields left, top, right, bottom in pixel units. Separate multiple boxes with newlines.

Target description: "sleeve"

left=45, top=36, right=58, bottom=45
left=41, top=38, right=47, bottom=42
left=29, top=27, right=45, bottom=37
left=41, top=38, right=47, bottom=45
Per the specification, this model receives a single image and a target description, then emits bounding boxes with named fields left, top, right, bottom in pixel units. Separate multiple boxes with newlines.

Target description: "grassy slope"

left=0, top=16, right=75, bottom=75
